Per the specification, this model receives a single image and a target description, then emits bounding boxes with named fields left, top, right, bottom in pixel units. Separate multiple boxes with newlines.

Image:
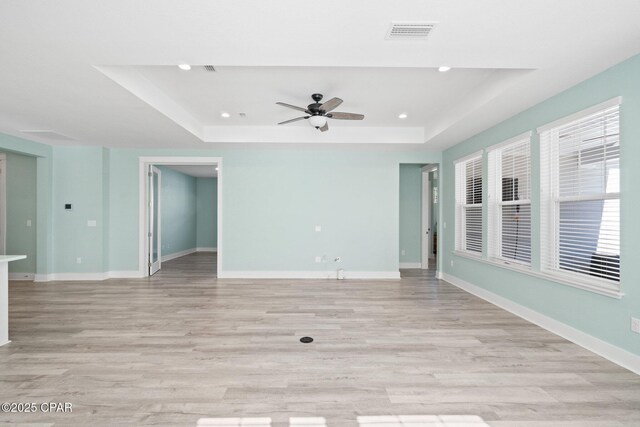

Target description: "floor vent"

left=386, top=22, right=437, bottom=40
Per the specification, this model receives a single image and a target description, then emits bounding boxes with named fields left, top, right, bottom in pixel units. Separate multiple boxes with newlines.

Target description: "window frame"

left=454, top=151, right=484, bottom=256
left=538, top=97, right=622, bottom=293
left=487, top=132, right=532, bottom=267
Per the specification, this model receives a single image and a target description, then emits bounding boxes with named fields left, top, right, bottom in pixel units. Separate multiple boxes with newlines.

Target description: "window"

left=488, top=134, right=532, bottom=265
left=539, top=98, right=621, bottom=291
left=455, top=152, right=483, bottom=254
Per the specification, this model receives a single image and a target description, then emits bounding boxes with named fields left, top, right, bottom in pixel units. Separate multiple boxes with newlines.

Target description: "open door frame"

left=138, top=156, right=223, bottom=278
left=421, top=164, right=438, bottom=269
left=148, top=165, right=161, bottom=275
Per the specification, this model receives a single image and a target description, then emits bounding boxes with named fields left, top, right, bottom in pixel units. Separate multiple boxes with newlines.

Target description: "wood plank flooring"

left=1, top=253, right=639, bottom=426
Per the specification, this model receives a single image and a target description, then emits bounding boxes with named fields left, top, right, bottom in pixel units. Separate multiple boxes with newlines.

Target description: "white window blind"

left=540, top=100, right=620, bottom=289
left=488, top=135, right=531, bottom=264
left=455, top=154, right=483, bottom=254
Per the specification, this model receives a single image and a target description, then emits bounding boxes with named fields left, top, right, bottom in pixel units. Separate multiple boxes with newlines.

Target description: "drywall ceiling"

left=164, top=165, right=217, bottom=178
left=0, top=0, right=639, bottom=149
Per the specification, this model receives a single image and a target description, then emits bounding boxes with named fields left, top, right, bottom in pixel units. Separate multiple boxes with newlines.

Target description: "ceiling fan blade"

left=319, top=122, right=329, bottom=132
left=328, top=112, right=364, bottom=120
left=277, top=116, right=309, bottom=125
left=320, top=97, right=343, bottom=113
left=276, top=102, right=309, bottom=113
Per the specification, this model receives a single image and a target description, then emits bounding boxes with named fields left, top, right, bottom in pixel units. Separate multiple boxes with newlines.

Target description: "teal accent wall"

left=442, top=53, right=640, bottom=356
left=196, top=177, right=217, bottom=249
left=5, top=152, right=37, bottom=273
left=52, top=146, right=106, bottom=273
left=105, top=149, right=440, bottom=273
left=0, top=133, right=53, bottom=277
left=399, top=164, right=423, bottom=264
left=158, top=166, right=197, bottom=257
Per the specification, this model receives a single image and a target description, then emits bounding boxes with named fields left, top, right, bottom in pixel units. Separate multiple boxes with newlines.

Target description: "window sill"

left=451, top=251, right=624, bottom=299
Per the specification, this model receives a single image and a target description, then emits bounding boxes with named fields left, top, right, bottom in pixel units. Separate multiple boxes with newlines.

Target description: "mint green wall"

left=158, top=166, right=197, bottom=256
left=105, top=149, right=440, bottom=273
left=399, top=164, right=422, bottom=264
left=52, top=146, right=105, bottom=273
left=196, top=177, right=217, bottom=249
left=442, top=53, right=640, bottom=356
left=0, top=133, right=52, bottom=276
left=5, top=153, right=37, bottom=273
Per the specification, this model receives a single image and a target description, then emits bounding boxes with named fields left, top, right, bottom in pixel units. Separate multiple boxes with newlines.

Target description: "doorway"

left=421, top=165, right=438, bottom=269
left=138, top=157, right=222, bottom=278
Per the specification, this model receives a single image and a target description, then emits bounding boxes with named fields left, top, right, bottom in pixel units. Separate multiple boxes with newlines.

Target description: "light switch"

left=87, top=220, right=97, bottom=227
left=26, top=220, right=32, bottom=227
left=314, top=225, right=321, bottom=232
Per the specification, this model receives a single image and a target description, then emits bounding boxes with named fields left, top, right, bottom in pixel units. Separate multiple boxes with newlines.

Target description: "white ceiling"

left=164, top=165, right=217, bottom=178
left=1, top=0, right=639, bottom=150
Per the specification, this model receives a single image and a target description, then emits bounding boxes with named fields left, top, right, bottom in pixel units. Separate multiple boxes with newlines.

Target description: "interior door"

left=148, top=166, right=161, bottom=275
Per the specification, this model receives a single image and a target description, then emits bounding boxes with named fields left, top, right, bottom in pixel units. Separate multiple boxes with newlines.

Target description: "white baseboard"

left=435, top=270, right=443, bottom=279
left=107, top=270, right=145, bottom=279
left=9, top=273, right=35, bottom=281
left=196, top=247, right=217, bottom=252
left=34, top=270, right=144, bottom=282
left=161, top=248, right=196, bottom=262
left=399, top=262, right=421, bottom=269
left=442, top=272, right=640, bottom=375
left=218, top=270, right=401, bottom=280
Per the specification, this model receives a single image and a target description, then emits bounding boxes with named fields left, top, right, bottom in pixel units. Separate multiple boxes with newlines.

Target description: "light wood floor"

left=2, top=253, right=640, bottom=426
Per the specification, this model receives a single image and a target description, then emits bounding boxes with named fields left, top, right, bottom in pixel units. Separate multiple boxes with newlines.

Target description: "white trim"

left=34, top=270, right=144, bottom=282
left=138, top=157, right=223, bottom=279
left=452, top=250, right=623, bottom=299
left=400, top=262, right=422, bottom=269
left=8, top=273, right=34, bottom=281
left=421, top=164, right=437, bottom=269
left=218, top=271, right=400, bottom=279
left=161, top=248, right=196, bottom=262
left=442, top=272, right=640, bottom=375
left=536, top=96, right=622, bottom=133
left=107, top=270, right=145, bottom=279
left=435, top=271, right=443, bottom=279
left=453, top=150, right=483, bottom=165
left=196, top=247, right=217, bottom=252
left=0, top=153, right=6, bottom=256
left=486, top=131, right=532, bottom=152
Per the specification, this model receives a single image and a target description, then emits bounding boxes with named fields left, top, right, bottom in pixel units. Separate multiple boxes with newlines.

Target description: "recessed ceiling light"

left=178, top=64, right=191, bottom=71
left=438, top=66, right=451, bottom=72
left=215, top=167, right=219, bottom=171
left=220, top=112, right=230, bottom=118
left=398, top=113, right=408, bottom=119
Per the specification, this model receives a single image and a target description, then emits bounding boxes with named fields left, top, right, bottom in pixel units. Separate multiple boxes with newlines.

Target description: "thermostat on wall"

left=64, top=203, right=72, bottom=210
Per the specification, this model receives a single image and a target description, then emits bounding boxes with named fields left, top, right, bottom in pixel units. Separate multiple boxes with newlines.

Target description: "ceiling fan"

left=276, top=93, right=364, bottom=132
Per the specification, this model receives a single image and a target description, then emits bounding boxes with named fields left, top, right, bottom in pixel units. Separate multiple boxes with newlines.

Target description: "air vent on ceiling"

left=238, top=112, right=247, bottom=118
left=386, top=21, right=437, bottom=40
left=204, top=65, right=216, bottom=72
left=20, top=130, right=75, bottom=141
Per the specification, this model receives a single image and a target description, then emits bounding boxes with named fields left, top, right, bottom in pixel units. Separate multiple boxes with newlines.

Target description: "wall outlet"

left=26, top=219, right=32, bottom=227
left=315, top=256, right=322, bottom=263
left=314, top=225, right=322, bottom=232
left=76, top=257, right=82, bottom=264
left=632, top=317, right=640, bottom=334
left=87, top=220, right=97, bottom=227
left=450, top=260, right=454, bottom=267
left=444, top=222, right=447, bottom=229
left=334, top=257, right=342, bottom=263
left=401, top=249, right=406, bottom=256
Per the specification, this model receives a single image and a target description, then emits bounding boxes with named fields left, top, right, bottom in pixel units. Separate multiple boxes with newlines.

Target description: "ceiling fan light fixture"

left=308, top=115, right=327, bottom=128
